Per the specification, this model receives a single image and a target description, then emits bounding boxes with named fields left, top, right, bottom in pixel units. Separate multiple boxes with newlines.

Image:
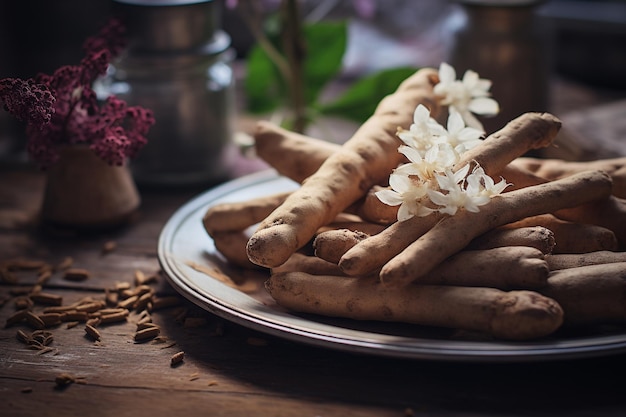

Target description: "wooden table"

left=1, top=163, right=626, bottom=417
left=2, top=76, right=626, bottom=416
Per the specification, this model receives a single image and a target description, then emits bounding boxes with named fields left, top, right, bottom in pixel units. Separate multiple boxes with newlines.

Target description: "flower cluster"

left=0, top=19, right=154, bottom=168
left=376, top=63, right=508, bottom=222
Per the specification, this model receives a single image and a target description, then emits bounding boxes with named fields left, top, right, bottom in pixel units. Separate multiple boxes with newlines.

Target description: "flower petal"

left=375, top=189, right=403, bottom=206
left=468, top=97, right=500, bottom=116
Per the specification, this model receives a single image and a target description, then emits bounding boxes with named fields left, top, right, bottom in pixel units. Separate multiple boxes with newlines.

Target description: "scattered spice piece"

left=101, top=240, right=117, bottom=254
left=84, top=324, right=102, bottom=341
left=104, top=289, right=118, bottom=306
left=207, top=380, right=219, bottom=387
left=38, top=312, right=62, bottom=327
left=14, top=296, right=33, bottom=310
left=36, top=268, right=53, bottom=285
left=150, top=296, right=181, bottom=311
left=21, top=387, right=33, bottom=393
left=76, top=300, right=106, bottom=313
left=5, top=309, right=29, bottom=327
left=134, top=326, right=160, bottom=342
left=63, top=268, right=90, bottom=282
left=30, top=292, right=63, bottom=306
left=5, top=258, right=48, bottom=271
left=170, top=351, right=185, bottom=366
left=25, top=311, right=46, bottom=330
left=0, top=266, right=17, bottom=284
left=55, top=257, right=74, bottom=271
left=188, top=372, right=199, bottom=381
left=55, top=373, right=76, bottom=388
left=117, top=295, right=138, bottom=310
left=99, top=309, right=129, bottom=324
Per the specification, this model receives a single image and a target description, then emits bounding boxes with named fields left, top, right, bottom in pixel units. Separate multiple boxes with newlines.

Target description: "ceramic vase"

left=40, top=145, right=140, bottom=231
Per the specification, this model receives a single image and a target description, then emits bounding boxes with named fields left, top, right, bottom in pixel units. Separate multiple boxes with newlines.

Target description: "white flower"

left=443, top=108, right=484, bottom=154
left=398, top=142, right=459, bottom=181
left=434, top=62, right=500, bottom=131
left=428, top=164, right=509, bottom=215
left=375, top=171, right=433, bottom=222
left=466, top=165, right=510, bottom=198
left=396, top=104, right=446, bottom=154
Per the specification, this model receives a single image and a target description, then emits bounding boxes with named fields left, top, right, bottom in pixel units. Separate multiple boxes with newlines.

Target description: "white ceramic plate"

left=158, top=169, right=626, bottom=362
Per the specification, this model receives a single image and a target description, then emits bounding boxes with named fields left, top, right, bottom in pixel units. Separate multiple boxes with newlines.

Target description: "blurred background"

left=1, top=0, right=625, bottom=171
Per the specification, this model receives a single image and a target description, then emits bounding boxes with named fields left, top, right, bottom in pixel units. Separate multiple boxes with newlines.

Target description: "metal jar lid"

left=112, top=0, right=220, bottom=52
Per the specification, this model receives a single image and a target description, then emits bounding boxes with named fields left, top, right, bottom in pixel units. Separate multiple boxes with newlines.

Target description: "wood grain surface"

left=1, top=166, right=626, bottom=417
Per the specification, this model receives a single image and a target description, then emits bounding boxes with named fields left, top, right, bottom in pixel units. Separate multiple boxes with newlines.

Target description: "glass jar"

left=96, top=0, right=236, bottom=187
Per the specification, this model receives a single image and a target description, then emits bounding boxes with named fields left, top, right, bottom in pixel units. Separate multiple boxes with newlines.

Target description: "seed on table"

left=55, top=373, right=76, bottom=387
left=16, top=329, right=31, bottom=344
left=60, top=311, right=88, bottom=322
left=101, top=240, right=117, bottom=254
left=63, top=268, right=90, bottom=282
left=0, top=266, right=17, bottom=284
left=38, top=313, right=62, bottom=327
left=86, top=317, right=101, bottom=327
left=134, top=326, right=160, bottom=342
left=105, top=289, right=118, bottom=306
left=6, top=258, right=47, bottom=271
left=150, top=296, right=181, bottom=311
left=133, top=292, right=153, bottom=311
left=5, top=308, right=29, bottom=327
left=25, top=311, right=46, bottom=330
left=170, top=351, right=185, bottom=366
left=36, top=268, right=52, bottom=285
left=117, top=295, right=138, bottom=310
left=75, top=301, right=106, bottom=313
left=30, top=292, right=63, bottom=306
left=14, top=296, right=33, bottom=310
left=84, top=324, right=101, bottom=341
left=55, top=257, right=74, bottom=271
left=136, top=322, right=159, bottom=331
left=99, top=310, right=129, bottom=324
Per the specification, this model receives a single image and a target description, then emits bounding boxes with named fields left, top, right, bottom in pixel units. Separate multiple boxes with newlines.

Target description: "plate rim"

left=157, top=169, right=626, bottom=362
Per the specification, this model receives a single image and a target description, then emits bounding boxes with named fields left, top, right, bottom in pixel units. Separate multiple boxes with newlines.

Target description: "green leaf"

left=243, top=20, right=347, bottom=116
left=301, top=21, right=347, bottom=105
left=317, top=67, right=420, bottom=123
left=244, top=44, right=285, bottom=114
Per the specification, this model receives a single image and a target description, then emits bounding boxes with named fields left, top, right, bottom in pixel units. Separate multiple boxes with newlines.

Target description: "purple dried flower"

left=0, top=18, right=154, bottom=169
left=0, top=78, right=55, bottom=129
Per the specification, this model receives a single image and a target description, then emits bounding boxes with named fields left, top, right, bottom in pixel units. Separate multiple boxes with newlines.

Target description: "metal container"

left=448, top=0, right=550, bottom=135
left=98, top=0, right=236, bottom=187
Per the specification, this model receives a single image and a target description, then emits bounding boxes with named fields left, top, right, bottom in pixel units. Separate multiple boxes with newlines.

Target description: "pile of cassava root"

left=203, top=68, right=626, bottom=341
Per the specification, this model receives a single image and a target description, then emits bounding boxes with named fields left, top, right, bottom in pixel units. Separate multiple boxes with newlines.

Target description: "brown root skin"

left=265, top=272, right=563, bottom=340
left=203, top=191, right=291, bottom=235
left=339, top=213, right=444, bottom=276
left=271, top=253, right=345, bottom=276
left=501, top=164, right=626, bottom=245
left=313, top=229, right=370, bottom=265
left=505, top=214, right=618, bottom=254
left=468, top=226, right=556, bottom=255
left=379, top=170, right=613, bottom=288
left=253, top=121, right=339, bottom=184
left=512, top=156, right=626, bottom=198
left=212, top=231, right=264, bottom=270
left=454, top=112, right=562, bottom=178
left=546, top=251, right=626, bottom=270
left=421, top=246, right=549, bottom=289
left=247, top=68, right=441, bottom=268
left=539, top=262, right=626, bottom=326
